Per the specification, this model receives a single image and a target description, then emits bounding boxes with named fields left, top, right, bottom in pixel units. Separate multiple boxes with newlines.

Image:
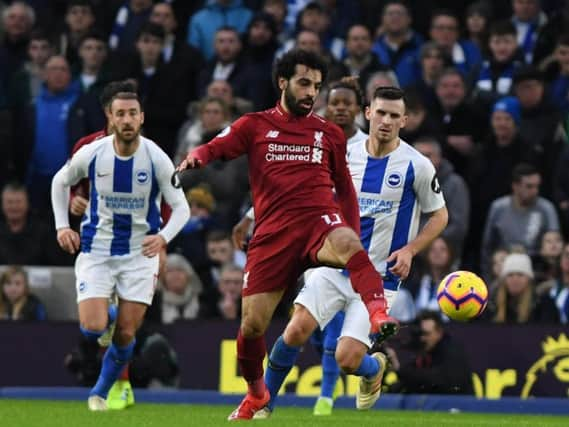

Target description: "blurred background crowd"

left=1, top=0, right=569, bottom=331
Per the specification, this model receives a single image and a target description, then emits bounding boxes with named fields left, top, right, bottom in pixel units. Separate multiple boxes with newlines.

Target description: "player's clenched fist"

left=57, top=228, right=80, bottom=254
left=176, top=155, right=201, bottom=172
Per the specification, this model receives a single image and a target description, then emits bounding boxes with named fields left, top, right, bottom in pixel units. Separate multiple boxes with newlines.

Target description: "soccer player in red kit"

left=177, top=49, right=399, bottom=420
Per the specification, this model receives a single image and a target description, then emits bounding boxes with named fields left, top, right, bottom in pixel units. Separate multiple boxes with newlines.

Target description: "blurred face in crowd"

left=419, top=319, right=443, bottom=352
left=2, top=272, right=28, bottom=304
left=513, top=173, right=540, bottom=206
left=28, top=39, right=53, bottom=67
left=207, top=80, right=233, bottom=106
left=415, top=141, right=442, bottom=170
left=514, top=79, right=544, bottom=109
left=109, top=98, right=144, bottom=144
left=403, top=106, right=425, bottom=132
left=248, top=19, right=273, bottom=47
left=79, top=38, right=107, bottom=71
left=325, top=88, right=360, bottom=129
left=207, top=239, right=234, bottom=264
left=263, top=1, right=286, bottom=27
left=214, top=29, right=241, bottom=63
left=492, top=249, right=509, bottom=279
left=430, top=15, right=460, bottom=49
left=366, top=96, right=407, bottom=145
left=300, top=7, right=327, bottom=33
left=218, top=269, right=244, bottom=300
left=489, top=34, right=518, bottom=63
left=65, top=5, right=94, bottom=33
left=421, top=48, right=445, bottom=80
left=130, top=0, right=153, bottom=14
left=382, top=2, right=411, bottom=35
left=541, top=231, right=563, bottom=258
left=504, top=272, right=530, bottom=296
left=201, top=100, right=227, bottom=132
left=45, top=56, right=71, bottom=93
left=436, top=73, right=465, bottom=110
left=427, top=237, right=451, bottom=270
left=560, top=244, right=569, bottom=276
left=280, top=64, right=322, bottom=116
left=296, top=30, right=321, bottom=53
left=136, top=33, right=163, bottom=66
left=467, top=12, right=487, bottom=36
left=491, top=111, right=517, bottom=143
left=554, top=43, right=569, bottom=74
left=164, top=266, right=189, bottom=295
left=2, top=188, right=28, bottom=223
left=512, top=0, right=540, bottom=22
left=3, top=3, right=33, bottom=39
left=346, top=25, right=372, bottom=59
left=150, top=3, right=177, bottom=35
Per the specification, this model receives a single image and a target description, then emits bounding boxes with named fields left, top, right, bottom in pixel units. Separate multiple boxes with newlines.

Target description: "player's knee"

left=113, top=325, right=136, bottom=346
left=80, top=319, right=107, bottom=333
left=331, top=231, right=361, bottom=260
left=240, top=318, right=266, bottom=338
left=283, top=322, right=311, bottom=347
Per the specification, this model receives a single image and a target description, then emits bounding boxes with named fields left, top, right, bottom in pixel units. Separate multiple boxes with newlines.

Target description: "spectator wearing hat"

left=160, top=254, right=203, bottom=324
left=481, top=163, right=560, bottom=280
left=486, top=252, right=537, bottom=323
left=467, top=96, right=541, bottom=268
left=241, top=12, right=280, bottom=110
left=534, top=241, right=569, bottom=323
left=513, top=65, right=567, bottom=197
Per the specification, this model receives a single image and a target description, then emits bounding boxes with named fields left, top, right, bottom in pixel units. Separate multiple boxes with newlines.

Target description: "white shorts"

left=296, top=267, right=399, bottom=348
left=75, top=252, right=159, bottom=305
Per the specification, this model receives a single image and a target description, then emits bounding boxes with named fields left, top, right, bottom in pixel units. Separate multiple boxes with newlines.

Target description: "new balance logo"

left=265, top=130, right=280, bottom=138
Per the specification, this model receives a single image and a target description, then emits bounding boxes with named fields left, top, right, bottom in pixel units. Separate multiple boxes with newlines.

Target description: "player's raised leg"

left=89, top=300, right=145, bottom=408
left=317, top=226, right=399, bottom=342
left=228, top=289, right=285, bottom=420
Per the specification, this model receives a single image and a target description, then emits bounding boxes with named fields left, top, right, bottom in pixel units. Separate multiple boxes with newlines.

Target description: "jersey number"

left=321, top=213, right=342, bottom=226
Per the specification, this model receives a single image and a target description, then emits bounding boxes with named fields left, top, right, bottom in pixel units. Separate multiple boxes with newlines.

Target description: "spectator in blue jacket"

left=429, top=9, right=482, bottom=77
left=27, top=55, right=81, bottom=211
left=187, top=0, right=253, bottom=60
left=371, top=0, right=422, bottom=88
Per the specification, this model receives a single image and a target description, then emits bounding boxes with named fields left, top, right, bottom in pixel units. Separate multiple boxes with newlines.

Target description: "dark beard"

left=116, top=128, right=138, bottom=143
left=284, top=85, right=313, bottom=116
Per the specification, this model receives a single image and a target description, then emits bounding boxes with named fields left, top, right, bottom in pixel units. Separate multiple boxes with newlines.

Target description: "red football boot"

left=368, top=299, right=400, bottom=344
left=227, top=387, right=271, bottom=421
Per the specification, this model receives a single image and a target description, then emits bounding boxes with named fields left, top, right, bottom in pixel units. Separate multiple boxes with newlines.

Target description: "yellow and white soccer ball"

left=436, top=270, right=488, bottom=322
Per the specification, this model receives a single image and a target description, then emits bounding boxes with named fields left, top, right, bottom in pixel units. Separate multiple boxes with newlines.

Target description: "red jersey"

left=191, top=103, right=359, bottom=235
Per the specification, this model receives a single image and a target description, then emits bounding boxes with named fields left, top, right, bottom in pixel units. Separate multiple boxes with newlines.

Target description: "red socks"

left=346, top=250, right=386, bottom=313
left=237, top=329, right=266, bottom=398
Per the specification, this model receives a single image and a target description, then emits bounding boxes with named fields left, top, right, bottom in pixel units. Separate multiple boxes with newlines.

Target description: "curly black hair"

left=273, top=49, right=328, bottom=90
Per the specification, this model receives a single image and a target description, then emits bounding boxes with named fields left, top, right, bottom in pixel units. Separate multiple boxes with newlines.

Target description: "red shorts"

left=242, top=210, right=348, bottom=296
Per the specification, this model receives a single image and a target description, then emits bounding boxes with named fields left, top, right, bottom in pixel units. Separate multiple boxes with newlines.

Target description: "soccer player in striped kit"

left=51, top=91, right=189, bottom=411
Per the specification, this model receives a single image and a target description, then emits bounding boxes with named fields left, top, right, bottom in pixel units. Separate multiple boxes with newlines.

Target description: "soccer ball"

left=436, top=271, right=488, bottom=322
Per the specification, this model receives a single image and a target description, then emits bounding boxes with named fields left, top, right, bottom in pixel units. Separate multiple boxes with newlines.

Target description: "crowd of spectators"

left=1, top=0, right=569, bottom=326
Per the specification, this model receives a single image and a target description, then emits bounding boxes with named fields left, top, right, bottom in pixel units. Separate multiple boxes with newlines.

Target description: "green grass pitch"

left=1, top=400, right=569, bottom=427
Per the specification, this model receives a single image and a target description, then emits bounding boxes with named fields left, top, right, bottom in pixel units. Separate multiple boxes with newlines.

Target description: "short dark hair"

left=556, top=33, right=569, bottom=47
left=66, top=0, right=93, bottom=12
left=489, top=20, right=517, bottom=38
left=326, top=78, right=364, bottom=107
left=417, top=310, right=444, bottom=329
left=431, top=9, right=459, bottom=25
left=29, top=29, right=51, bottom=43
left=382, top=0, right=410, bottom=17
left=436, top=67, right=466, bottom=87
left=206, top=230, right=231, bottom=244
left=216, top=25, right=239, bottom=36
left=110, top=91, right=142, bottom=111
left=273, top=49, right=328, bottom=89
left=512, top=163, right=539, bottom=183
left=2, top=181, right=27, bottom=195
left=100, top=80, right=138, bottom=109
left=137, top=22, right=165, bottom=41
left=371, top=86, right=406, bottom=105
left=78, top=29, right=107, bottom=47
